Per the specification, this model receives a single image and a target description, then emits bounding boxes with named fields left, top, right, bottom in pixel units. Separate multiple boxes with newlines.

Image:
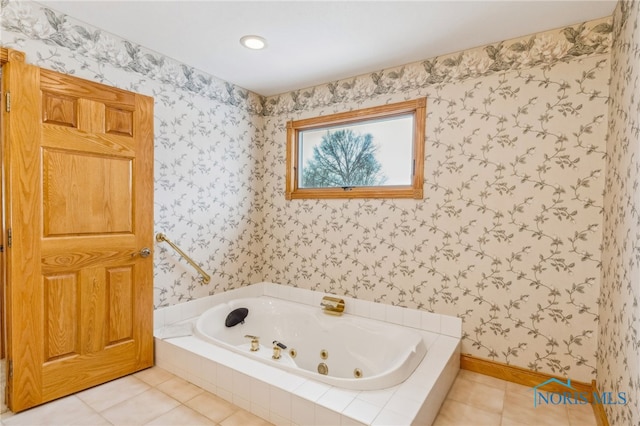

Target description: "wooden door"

left=2, top=50, right=154, bottom=412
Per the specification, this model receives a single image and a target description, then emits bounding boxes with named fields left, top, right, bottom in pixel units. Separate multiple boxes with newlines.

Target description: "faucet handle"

left=244, top=335, right=260, bottom=351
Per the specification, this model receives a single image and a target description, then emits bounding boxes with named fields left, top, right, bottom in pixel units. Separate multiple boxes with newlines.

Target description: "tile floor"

left=0, top=367, right=597, bottom=426
left=432, top=370, right=597, bottom=426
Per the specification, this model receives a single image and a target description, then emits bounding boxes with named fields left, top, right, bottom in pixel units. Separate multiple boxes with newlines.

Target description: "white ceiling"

left=36, top=1, right=617, bottom=96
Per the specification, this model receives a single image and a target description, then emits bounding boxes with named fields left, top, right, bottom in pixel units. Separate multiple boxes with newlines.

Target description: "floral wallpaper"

left=1, top=0, right=625, bottom=386
left=1, top=0, right=265, bottom=307
left=261, top=19, right=612, bottom=383
left=598, top=1, right=640, bottom=425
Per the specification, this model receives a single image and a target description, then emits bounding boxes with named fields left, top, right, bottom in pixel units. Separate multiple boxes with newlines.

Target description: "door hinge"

left=8, top=360, right=13, bottom=379
left=5, top=92, right=10, bottom=112
left=7, top=228, right=12, bottom=248
left=0, top=244, right=3, bottom=253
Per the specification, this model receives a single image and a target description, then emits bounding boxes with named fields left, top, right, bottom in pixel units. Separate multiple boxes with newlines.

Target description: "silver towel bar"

left=156, top=233, right=211, bottom=284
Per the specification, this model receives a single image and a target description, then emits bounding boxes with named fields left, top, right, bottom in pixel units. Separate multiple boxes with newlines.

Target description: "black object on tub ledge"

left=225, top=308, right=249, bottom=327
left=273, top=340, right=287, bottom=349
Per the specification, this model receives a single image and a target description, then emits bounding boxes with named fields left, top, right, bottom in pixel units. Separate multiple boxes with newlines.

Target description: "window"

left=285, top=98, right=426, bottom=200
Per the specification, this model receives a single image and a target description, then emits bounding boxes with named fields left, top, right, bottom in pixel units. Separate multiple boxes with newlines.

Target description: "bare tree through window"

left=302, top=129, right=387, bottom=188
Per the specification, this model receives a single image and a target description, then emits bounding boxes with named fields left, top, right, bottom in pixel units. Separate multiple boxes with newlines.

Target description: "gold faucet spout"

left=321, top=296, right=345, bottom=316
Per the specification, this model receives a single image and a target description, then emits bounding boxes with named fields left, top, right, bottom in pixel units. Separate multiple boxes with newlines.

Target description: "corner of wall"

left=598, top=1, right=640, bottom=425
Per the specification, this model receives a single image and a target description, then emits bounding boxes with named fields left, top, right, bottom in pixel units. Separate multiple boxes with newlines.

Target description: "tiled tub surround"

left=194, top=297, right=428, bottom=391
left=154, top=283, right=461, bottom=425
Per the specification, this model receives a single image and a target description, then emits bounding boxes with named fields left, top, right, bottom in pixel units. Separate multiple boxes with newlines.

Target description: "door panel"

left=106, top=266, right=134, bottom=344
left=44, top=273, right=79, bottom=361
left=42, top=149, right=133, bottom=236
left=105, top=107, right=134, bottom=136
left=42, top=92, right=77, bottom=127
left=3, top=53, right=154, bottom=412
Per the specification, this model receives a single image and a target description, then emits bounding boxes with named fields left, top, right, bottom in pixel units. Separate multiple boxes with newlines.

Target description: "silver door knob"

left=134, top=247, right=151, bottom=258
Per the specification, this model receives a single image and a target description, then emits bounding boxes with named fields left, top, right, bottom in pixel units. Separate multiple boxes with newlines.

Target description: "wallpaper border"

left=1, top=0, right=612, bottom=117
left=0, top=0, right=265, bottom=113
left=262, top=17, right=612, bottom=115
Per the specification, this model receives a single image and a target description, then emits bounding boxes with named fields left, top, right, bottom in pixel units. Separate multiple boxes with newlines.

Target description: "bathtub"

left=154, top=282, right=461, bottom=425
left=195, top=297, right=427, bottom=390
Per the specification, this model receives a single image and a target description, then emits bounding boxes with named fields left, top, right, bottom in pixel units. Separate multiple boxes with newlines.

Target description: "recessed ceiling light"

left=240, top=35, right=266, bottom=50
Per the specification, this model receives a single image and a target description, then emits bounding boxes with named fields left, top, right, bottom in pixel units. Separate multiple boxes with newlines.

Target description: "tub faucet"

left=244, top=335, right=260, bottom=351
left=320, top=296, right=345, bottom=316
left=272, top=345, right=281, bottom=360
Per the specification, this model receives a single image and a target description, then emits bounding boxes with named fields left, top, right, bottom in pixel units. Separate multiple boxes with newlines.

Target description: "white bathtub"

left=154, top=282, right=461, bottom=425
left=195, top=297, right=427, bottom=390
